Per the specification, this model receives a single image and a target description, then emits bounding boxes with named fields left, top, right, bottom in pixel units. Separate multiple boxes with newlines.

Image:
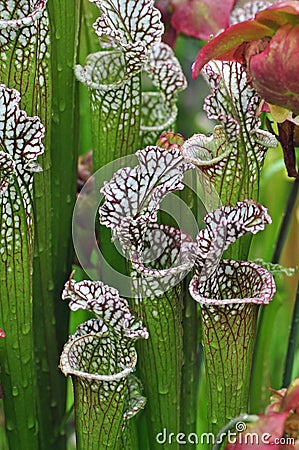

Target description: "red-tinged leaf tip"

left=0, top=329, right=5, bottom=338
left=192, top=20, right=274, bottom=79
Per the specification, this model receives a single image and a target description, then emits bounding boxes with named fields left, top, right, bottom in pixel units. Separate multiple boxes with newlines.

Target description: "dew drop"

left=22, top=322, right=31, bottom=336
left=6, top=419, right=15, bottom=431
left=59, top=99, right=66, bottom=112
left=21, top=379, right=28, bottom=389
left=11, top=386, right=19, bottom=397
left=27, top=415, right=35, bottom=430
left=158, top=384, right=169, bottom=395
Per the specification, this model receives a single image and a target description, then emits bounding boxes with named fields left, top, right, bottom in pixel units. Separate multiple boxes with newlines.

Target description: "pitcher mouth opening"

left=60, top=332, right=137, bottom=382
left=189, top=259, right=276, bottom=306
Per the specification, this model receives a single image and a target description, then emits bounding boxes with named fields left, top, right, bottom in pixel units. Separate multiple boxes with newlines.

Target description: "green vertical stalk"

left=47, top=0, right=81, bottom=356
left=73, top=378, right=124, bottom=450
left=186, top=202, right=275, bottom=441
left=72, top=373, right=145, bottom=450
left=0, top=3, right=50, bottom=447
left=136, top=286, right=183, bottom=449
left=251, top=178, right=299, bottom=410
left=0, top=205, right=38, bottom=448
left=99, top=147, right=193, bottom=448
left=189, top=260, right=275, bottom=440
left=92, top=70, right=141, bottom=169
left=29, top=2, right=81, bottom=448
left=272, top=178, right=299, bottom=264
left=76, top=50, right=143, bottom=280
left=0, top=2, right=81, bottom=446
left=131, top=224, right=194, bottom=449
left=181, top=284, right=200, bottom=439
left=201, top=302, right=258, bottom=435
left=0, top=86, right=44, bottom=449
left=182, top=61, right=277, bottom=260
left=179, top=169, right=201, bottom=441
left=60, top=278, right=148, bottom=449
left=81, top=3, right=187, bottom=444
left=0, top=201, right=38, bottom=447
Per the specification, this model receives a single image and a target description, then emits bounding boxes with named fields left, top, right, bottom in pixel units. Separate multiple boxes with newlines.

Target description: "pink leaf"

left=192, top=0, right=299, bottom=79
left=171, top=0, right=237, bottom=41
left=225, top=412, right=289, bottom=450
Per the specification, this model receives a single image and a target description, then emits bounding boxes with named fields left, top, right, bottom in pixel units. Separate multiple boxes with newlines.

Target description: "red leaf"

left=249, top=23, right=299, bottom=114
left=192, top=20, right=273, bottom=79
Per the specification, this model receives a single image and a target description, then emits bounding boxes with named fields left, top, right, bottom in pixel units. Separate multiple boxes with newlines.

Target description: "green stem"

left=179, top=169, right=201, bottom=442
left=0, top=4, right=49, bottom=444
left=251, top=178, right=299, bottom=408
left=0, top=203, right=39, bottom=448
left=73, top=377, right=126, bottom=450
left=91, top=71, right=142, bottom=170
left=136, top=286, right=183, bottom=450
left=272, top=178, right=299, bottom=264
left=200, top=302, right=258, bottom=438
left=47, top=0, right=81, bottom=355
left=31, top=3, right=81, bottom=448
left=79, top=53, right=142, bottom=281
left=121, top=418, right=139, bottom=449
left=181, top=288, right=200, bottom=440
left=190, top=257, right=275, bottom=443
left=283, top=280, right=299, bottom=387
